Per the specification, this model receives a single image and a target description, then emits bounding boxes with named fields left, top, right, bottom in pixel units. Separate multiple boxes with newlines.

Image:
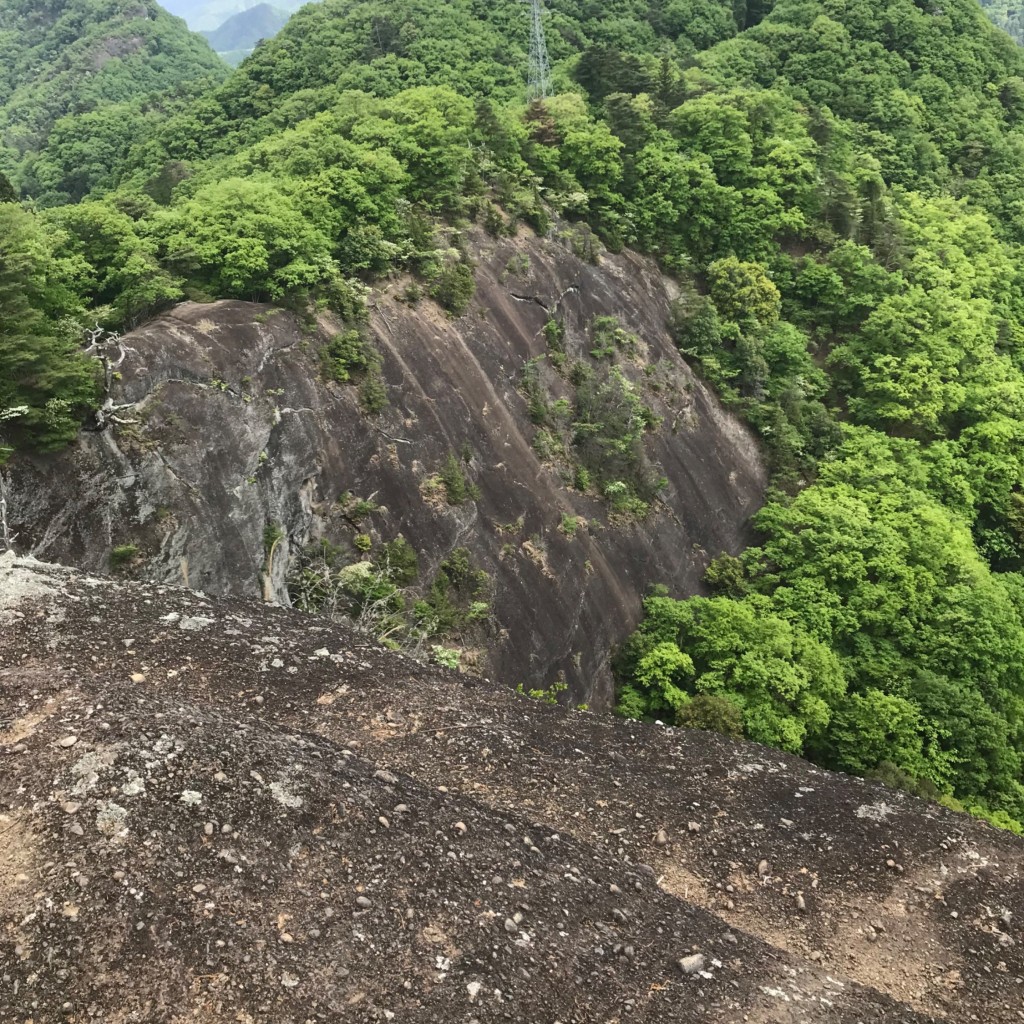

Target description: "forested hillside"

left=981, top=0, right=1024, bottom=44
left=4, top=0, right=1024, bottom=833
left=0, top=0, right=226, bottom=201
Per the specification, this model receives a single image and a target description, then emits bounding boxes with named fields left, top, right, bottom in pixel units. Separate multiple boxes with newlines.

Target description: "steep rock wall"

left=8, top=229, right=766, bottom=705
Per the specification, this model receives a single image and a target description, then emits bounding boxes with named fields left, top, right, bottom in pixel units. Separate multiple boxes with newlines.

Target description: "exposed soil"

left=1, top=556, right=1021, bottom=1022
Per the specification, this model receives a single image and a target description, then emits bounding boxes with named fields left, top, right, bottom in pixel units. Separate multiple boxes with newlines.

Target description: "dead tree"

left=94, top=396, right=139, bottom=428
left=83, top=324, right=133, bottom=392
left=83, top=325, right=139, bottom=428
left=0, top=406, right=26, bottom=553
left=0, top=474, right=16, bottom=553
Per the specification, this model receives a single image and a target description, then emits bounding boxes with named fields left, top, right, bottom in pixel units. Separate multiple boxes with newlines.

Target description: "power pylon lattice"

left=527, top=0, right=551, bottom=101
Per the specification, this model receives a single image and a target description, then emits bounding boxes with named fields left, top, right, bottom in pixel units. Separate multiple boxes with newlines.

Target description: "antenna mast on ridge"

left=527, top=0, right=551, bottom=101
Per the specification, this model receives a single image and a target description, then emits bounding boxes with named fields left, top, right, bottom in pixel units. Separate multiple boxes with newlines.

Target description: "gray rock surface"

left=7, top=229, right=766, bottom=706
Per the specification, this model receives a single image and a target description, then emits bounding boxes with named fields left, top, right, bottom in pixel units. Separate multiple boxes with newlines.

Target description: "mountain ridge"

left=161, top=0, right=307, bottom=31
left=5, top=0, right=1024, bottom=854
left=201, top=2, right=291, bottom=63
left=0, top=0, right=227, bottom=198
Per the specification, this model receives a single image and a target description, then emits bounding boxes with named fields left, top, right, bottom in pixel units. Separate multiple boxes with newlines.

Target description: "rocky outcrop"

left=7, top=228, right=766, bottom=706
left=1, top=556, right=1021, bottom=1022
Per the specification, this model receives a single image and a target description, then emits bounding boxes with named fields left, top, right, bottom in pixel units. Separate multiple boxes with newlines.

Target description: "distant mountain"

left=161, top=0, right=307, bottom=32
left=202, top=3, right=291, bottom=64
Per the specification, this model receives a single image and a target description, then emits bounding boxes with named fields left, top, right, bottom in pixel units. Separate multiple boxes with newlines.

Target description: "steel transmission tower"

left=527, top=0, right=551, bottom=101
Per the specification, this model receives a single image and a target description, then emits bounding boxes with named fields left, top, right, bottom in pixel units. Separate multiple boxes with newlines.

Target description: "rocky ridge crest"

left=1, top=555, right=1021, bottom=1022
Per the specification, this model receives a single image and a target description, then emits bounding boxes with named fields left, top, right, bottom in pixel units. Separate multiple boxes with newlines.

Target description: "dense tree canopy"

left=980, top=0, right=1024, bottom=45
left=0, top=205, right=99, bottom=461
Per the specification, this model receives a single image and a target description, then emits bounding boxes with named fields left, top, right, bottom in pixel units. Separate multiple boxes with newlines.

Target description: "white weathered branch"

left=0, top=474, right=17, bottom=553
left=94, top=397, right=139, bottom=428
left=84, top=325, right=140, bottom=426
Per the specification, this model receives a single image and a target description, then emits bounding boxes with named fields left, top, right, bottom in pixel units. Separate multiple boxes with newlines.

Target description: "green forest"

left=981, top=0, right=1024, bottom=43
left=4, top=0, right=1024, bottom=832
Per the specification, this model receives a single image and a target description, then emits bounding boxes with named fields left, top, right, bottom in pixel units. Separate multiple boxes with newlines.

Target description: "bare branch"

left=94, top=397, right=139, bottom=429
left=83, top=326, right=140, bottom=425
left=0, top=473, right=17, bottom=553
left=370, top=424, right=413, bottom=445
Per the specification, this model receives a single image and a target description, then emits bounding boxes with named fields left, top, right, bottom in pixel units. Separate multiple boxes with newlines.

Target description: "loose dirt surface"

left=1, top=556, right=1021, bottom=1022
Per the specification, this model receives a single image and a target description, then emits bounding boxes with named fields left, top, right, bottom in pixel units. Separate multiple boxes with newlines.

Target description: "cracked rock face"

left=1, top=558, right=1021, bottom=1023
left=7, top=228, right=766, bottom=706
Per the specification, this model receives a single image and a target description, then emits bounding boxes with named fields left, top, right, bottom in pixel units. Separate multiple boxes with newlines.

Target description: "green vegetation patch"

left=288, top=533, right=489, bottom=657
left=322, top=329, right=388, bottom=413
left=109, top=543, right=139, bottom=572
left=523, top=320, right=665, bottom=518
left=438, top=452, right=480, bottom=506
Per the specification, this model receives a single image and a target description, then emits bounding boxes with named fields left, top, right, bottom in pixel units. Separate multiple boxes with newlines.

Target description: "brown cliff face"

left=1, top=556, right=1021, bottom=1023
left=8, top=229, right=766, bottom=706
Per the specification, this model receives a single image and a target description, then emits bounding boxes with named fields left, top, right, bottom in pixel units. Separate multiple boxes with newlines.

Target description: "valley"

left=161, top=0, right=306, bottom=33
